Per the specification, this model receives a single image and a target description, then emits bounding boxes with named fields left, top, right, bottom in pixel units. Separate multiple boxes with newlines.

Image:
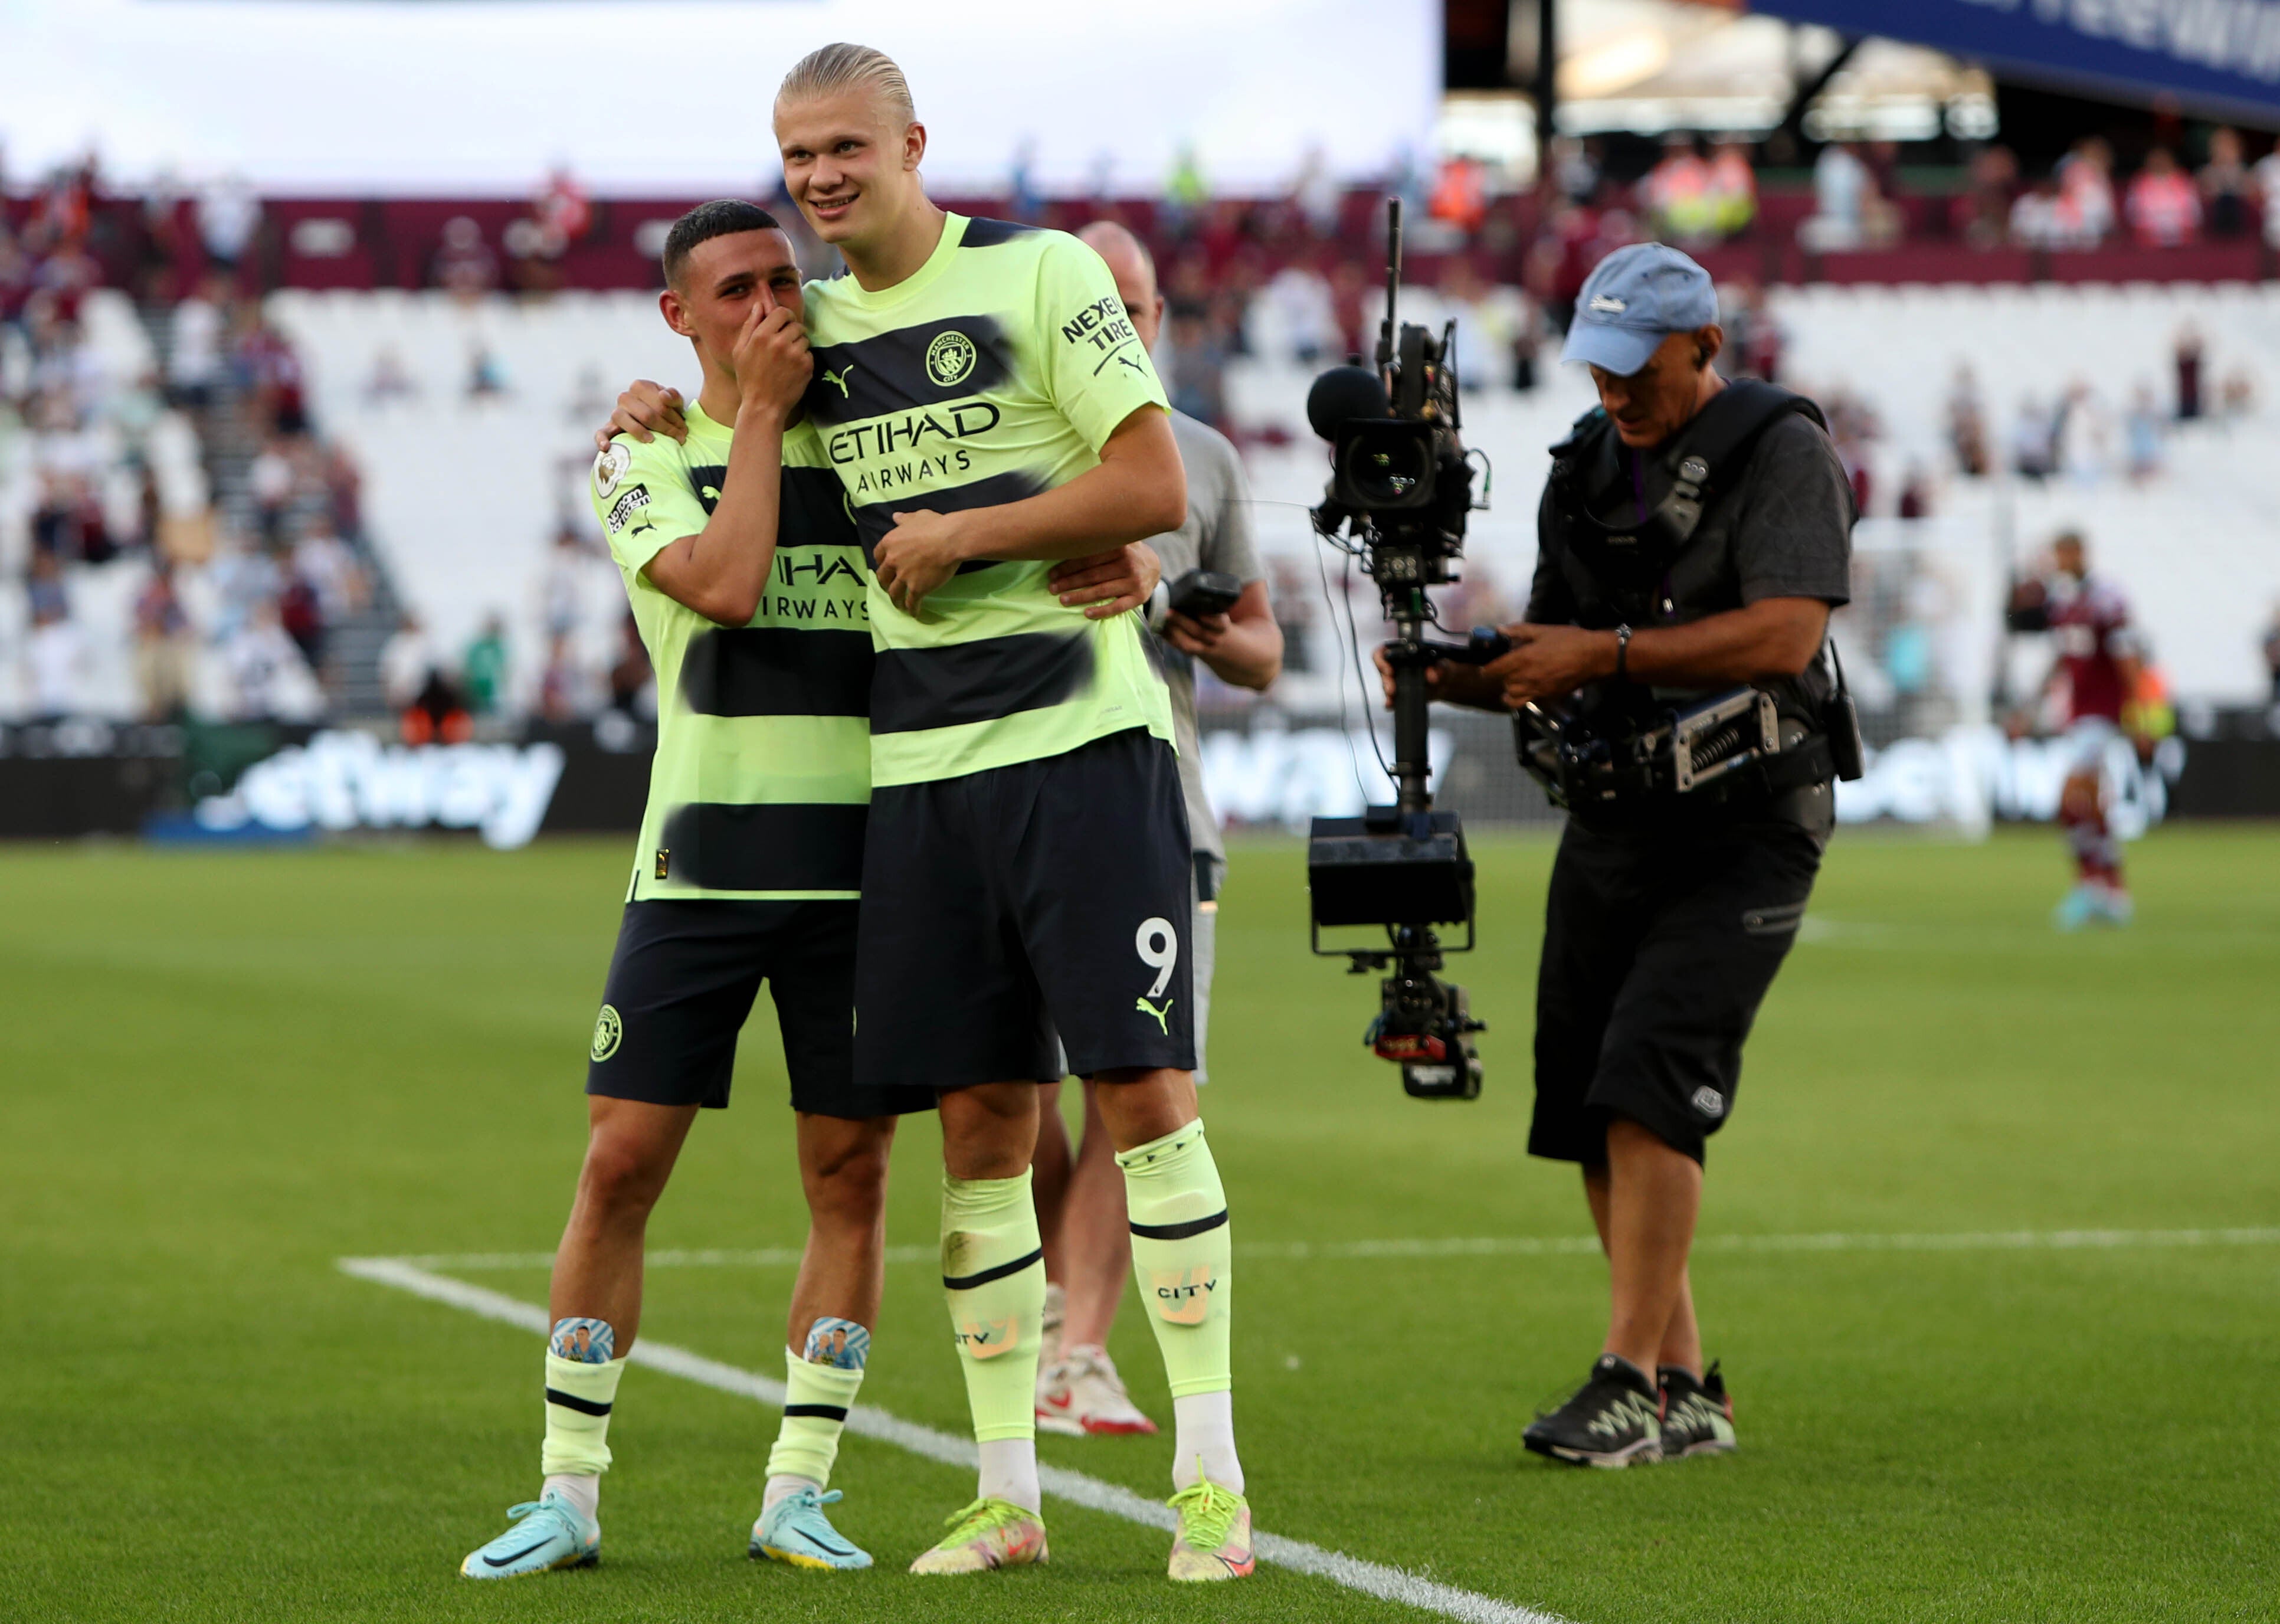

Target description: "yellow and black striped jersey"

left=799, top=215, right=1176, bottom=787
left=592, top=403, right=870, bottom=901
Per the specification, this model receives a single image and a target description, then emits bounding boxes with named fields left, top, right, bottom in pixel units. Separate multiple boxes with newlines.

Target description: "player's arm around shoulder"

left=640, top=307, right=812, bottom=627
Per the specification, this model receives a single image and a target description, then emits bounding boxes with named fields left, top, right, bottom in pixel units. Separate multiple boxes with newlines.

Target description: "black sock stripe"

left=1129, top=1209, right=1229, bottom=1242
left=941, top=1246, right=1044, bottom=1291
left=544, top=1387, right=613, bottom=1417
left=782, top=1403, right=849, bottom=1422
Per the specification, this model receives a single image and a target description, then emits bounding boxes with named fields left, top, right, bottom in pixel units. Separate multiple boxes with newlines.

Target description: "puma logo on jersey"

left=821, top=364, right=856, bottom=397
left=1135, top=996, right=1172, bottom=1034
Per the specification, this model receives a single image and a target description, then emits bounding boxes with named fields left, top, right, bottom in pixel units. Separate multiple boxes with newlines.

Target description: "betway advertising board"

left=0, top=712, right=2264, bottom=846
left=190, top=731, right=568, bottom=850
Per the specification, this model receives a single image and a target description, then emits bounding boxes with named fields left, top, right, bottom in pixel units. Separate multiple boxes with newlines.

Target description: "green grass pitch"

left=5, top=826, right=2277, bottom=1622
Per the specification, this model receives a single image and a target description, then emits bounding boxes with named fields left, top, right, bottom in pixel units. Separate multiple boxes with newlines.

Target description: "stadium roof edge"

left=1745, top=0, right=2280, bottom=130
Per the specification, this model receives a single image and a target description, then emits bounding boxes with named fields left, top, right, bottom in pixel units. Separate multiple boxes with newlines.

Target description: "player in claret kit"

left=2035, top=532, right=2145, bottom=930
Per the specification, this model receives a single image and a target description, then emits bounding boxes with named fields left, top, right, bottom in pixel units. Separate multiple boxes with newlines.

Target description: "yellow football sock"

left=1119, top=1120, right=1232, bottom=1399
left=766, top=1347, right=865, bottom=1487
left=540, top=1352, right=626, bottom=1476
left=941, top=1169, right=1045, bottom=1442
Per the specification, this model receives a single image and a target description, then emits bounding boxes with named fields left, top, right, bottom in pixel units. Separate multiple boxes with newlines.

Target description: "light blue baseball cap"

left=1561, top=243, right=1719, bottom=377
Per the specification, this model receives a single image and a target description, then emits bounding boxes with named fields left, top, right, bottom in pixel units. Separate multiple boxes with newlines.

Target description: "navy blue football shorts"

left=853, top=727, right=1198, bottom=1095
left=586, top=898, right=933, bottom=1118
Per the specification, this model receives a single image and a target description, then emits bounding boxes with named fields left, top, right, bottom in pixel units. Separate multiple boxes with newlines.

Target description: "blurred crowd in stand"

left=374, top=529, right=657, bottom=744
left=1978, top=130, right=2280, bottom=251
left=1780, top=129, right=2280, bottom=253
left=422, top=171, right=599, bottom=303
left=1942, top=322, right=2258, bottom=495
left=11, top=119, right=2280, bottom=728
left=1, top=155, right=381, bottom=727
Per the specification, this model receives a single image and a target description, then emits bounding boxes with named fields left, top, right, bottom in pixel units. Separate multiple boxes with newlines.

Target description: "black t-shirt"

left=1525, top=408, right=1855, bottom=723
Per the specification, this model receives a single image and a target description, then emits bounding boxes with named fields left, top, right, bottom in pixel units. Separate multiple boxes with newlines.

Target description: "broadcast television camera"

left=1303, top=198, right=1492, bottom=1100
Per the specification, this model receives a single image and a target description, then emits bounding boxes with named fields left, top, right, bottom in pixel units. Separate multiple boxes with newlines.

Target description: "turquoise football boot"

left=751, top=1485, right=873, bottom=1570
left=460, top=1490, right=599, bottom=1579
left=2053, top=883, right=2101, bottom=932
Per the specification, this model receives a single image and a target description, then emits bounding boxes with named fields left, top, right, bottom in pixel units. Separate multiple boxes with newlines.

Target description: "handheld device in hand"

left=1167, top=568, right=1242, bottom=620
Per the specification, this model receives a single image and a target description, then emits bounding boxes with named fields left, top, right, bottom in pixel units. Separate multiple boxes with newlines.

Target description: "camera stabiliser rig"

left=1303, top=198, right=1498, bottom=1101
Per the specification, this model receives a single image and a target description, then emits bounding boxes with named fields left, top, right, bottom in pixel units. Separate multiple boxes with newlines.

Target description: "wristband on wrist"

left=1614, top=623, right=1633, bottom=682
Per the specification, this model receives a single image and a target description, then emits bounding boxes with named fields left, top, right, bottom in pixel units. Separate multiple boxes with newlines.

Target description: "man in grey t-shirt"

left=1031, top=222, right=1284, bottom=1438
left=1150, top=412, right=1282, bottom=1072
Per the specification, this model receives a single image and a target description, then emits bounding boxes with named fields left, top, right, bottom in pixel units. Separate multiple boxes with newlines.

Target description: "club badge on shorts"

left=591, top=1004, right=623, bottom=1063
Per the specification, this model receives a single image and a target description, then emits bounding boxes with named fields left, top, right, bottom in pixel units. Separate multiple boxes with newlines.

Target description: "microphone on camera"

left=1306, top=365, right=1390, bottom=442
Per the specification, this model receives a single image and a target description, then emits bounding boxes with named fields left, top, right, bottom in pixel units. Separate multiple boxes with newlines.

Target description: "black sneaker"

left=1657, top=1360, right=1737, bottom=1458
left=1522, top=1354, right=1663, bottom=1468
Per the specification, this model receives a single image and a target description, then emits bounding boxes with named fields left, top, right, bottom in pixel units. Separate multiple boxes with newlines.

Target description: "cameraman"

left=1394, top=244, right=1853, bottom=1466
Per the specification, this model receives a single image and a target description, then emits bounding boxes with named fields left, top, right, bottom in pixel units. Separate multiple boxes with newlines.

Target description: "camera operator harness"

left=1300, top=205, right=1862, bottom=1105
left=1508, top=381, right=1865, bottom=816
left=1302, top=199, right=1494, bottom=1101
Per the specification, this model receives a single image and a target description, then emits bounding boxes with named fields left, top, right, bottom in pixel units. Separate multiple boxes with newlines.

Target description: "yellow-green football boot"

left=908, top=1498, right=1048, bottom=1575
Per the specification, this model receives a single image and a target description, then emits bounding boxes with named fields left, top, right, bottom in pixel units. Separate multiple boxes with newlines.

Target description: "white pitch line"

left=339, top=1255, right=1571, bottom=1624
left=1693, top=1226, right=2280, bottom=1255
left=397, top=1226, right=2280, bottom=1273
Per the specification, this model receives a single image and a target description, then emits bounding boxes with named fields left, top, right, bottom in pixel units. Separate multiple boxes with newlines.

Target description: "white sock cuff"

left=762, top=1473, right=823, bottom=1513
left=1171, top=1390, right=1242, bottom=1495
left=541, top=1471, right=599, bottom=1524
left=976, top=1436, right=1042, bottom=1514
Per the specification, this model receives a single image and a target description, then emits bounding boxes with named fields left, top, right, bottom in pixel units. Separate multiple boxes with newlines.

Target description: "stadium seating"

left=1236, top=280, right=2280, bottom=701
left=0, top=289, right=297, bottom=722
left=1773, top=280, right=2280, bottom=699
left=267, top=287, right=692, bottom=707
left=266, top=279, right=2280, bottom=714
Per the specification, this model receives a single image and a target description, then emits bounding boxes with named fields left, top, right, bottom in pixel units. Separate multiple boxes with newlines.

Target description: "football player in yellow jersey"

left=468, top=203, right=959, bottom=1584
left=465, top=206, right=916, bottom=1587
left=608, top=42, right=1254, bottom=1586
left=776, top=45, right=1250, bottom=1584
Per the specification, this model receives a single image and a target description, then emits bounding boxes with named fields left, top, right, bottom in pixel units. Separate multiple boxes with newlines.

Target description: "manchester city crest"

left=925, top=329, right=978, bottom=389
left=591, top=1003, right=623, bottom=1063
